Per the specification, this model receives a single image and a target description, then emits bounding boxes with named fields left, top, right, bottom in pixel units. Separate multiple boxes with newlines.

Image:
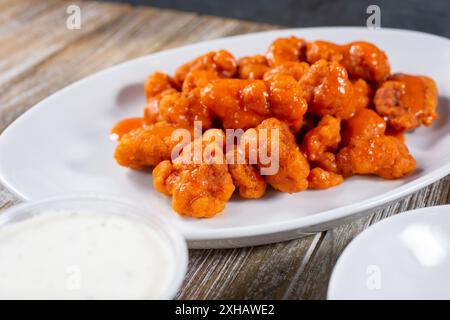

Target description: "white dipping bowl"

left=0, top=195, right=188, bottom=300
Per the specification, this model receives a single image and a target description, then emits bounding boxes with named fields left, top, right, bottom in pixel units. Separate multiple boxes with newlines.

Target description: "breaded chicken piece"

left=144, top=88, right=212, bottom=129
left=201, top=79, right=268, bottom=129
left=144, top=72, right=177, bottom=101
left=308, top=167, right=344, bottom=189
left=174, top=50, right=237, bottom=87
left=306, top=41, right=390, bottom=84
left=338, top=108, right=416, bottom=179
left=181, top=69, right=220, bottom=93
left=266, top=36, right=307, bottom=67
left=351, top=78, right=372, bottom=111
left=200, top=76, right=308, bottom=131
left=302, top=115, right=341, bottom=174
left=302, top=115, right=341, bottom=161
left=266, top=74, right=308, bottom=124
left=343, top=41, right=390, bottom=83
left=263, top=61, right=310, bottom=81
left=241, top=118, right=310, bottom=193
left=337, top=135, right=416, bottom=179
left=114, top=121, right=181, bottom=170
left=227, top=148, right=266, bottom=199
left=341, top=108, right=386, bottom=146
left=237, top=55, right=270, bottom=80
left=374, top=74, right=438, bottom=131
left=152, top=133, right=235, bottom=218
left=299, top=60, right=355, bottom=119
left=306, top=40, right=344, bottom=64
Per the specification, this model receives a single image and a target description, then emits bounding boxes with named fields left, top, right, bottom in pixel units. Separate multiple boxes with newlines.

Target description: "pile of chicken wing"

left=112, top=37, right=438, bottom=218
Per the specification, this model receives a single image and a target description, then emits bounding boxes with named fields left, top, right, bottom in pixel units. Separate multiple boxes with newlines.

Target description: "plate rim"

left=0, top=26, right=449, bottom=242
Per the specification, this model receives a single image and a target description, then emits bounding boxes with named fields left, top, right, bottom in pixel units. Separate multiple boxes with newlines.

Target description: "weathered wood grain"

left=0, top=0, right=448, bottom=300
left=0, top=1, right=276, bottom=133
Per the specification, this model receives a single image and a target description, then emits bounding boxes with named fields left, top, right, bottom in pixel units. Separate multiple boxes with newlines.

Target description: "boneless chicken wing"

left=200, top=79, right=268, bottom=129
left=341, top=108, right=386, bottom=146
left=227, top=149, right=266, bottom=199
left=181, top=69, right=220, bottom=93
left=306, top=41, right=390, bottom=84
left=306, top=41, right=344, bottom=64
left=238, top=55, right=270, bottom=80
left=337, top=135, right=416, bottom=179
left=144, top=72, right=177, bottom=101
left=114, top=121, right=181, bottom=170
left=263, top=61, right=310, bottom=81
left=174, top=50, right=237, bottom=86
left=308, top=167, right=344, bottom=189
left=302, top=115, right=341, bottom=161
left=343, top=41, right=390, bottom=84
left=374, top=74, right=438, bottom=131
left=299, top=60, right=356, bottom=119
left=266, top=36, right=307, bottom=67
left=200, top=76, right=308, bottom=131
left=302, top=115, right=341, bottom=174
left=152, top=132, right=235, bottom=218
left=144, top=88, right=212, bottom=129
left=351, top=78, right=372, bottom=111
left=241, top=118, right=310, bottom=193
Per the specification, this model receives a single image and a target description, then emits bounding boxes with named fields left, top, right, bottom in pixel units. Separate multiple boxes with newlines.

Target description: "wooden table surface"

left=0, top=0, right=449, bottom=300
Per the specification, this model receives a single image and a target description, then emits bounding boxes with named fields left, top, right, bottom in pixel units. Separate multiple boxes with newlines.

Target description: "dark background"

left=100, top=0, right=450, bottom=37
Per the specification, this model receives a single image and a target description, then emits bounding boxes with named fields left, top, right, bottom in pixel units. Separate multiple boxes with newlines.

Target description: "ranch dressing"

left=0, top=210, right=175, bottom=299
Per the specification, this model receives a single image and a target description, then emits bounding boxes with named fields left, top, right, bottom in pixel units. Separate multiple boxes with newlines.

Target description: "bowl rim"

left=0, top=193, right=188, bottom=300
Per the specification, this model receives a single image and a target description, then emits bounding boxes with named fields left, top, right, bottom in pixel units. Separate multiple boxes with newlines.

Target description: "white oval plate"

left=328, top=205, right=450, bottom=300
left=0, top=28, right=449, bottom=248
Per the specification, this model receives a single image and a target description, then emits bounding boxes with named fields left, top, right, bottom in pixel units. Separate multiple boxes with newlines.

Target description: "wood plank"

left=0, top=2, right=276, bottom=133
left=177, top=234, right=321, bottom=299
left=0, top=1, right=130, bottom=88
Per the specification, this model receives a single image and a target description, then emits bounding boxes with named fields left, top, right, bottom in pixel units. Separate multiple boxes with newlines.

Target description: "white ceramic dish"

left=327, top=205, right=450, bottom=300
left=0, top=27, right=449, bottom=248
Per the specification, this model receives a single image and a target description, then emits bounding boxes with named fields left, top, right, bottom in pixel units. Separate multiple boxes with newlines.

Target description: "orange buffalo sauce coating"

left=144, top=88, right=212, bottom=129
left=266, top=36, right=307, bottom=67
left=263, top=61, right=310, bottom=81
left=114, top=121, right=181, bottom=170
left=152, top=132, right=235, bottom=218
left=110, top=117, right=145, bottom=141
left=302, top=115, right=344, bottom=187
left=227, top=149, right=266, bottom=199
left=306, top=40, right=390, bottom=83
left=308, top=168, right=344, bottom=190
left=111, top=36, right=438, bottom=218
left=306, top=41, right=344, bottom=64
left=144, top=72, right=177, bottom=101
left=241, top=118, right=310, bottom=193
left=200, top=79, right=268, bottom=130
left=302, top=115, right=341, bottom=175
left=174, top=50, right=237, bottom=86
left=343, top=41, right=390, bottom=84
left=238, top=55, right=270, bottom=80
left=341, top=108, right=386, bottom=146
left=374, top=74, right=438, bottom=131
left=337, top=135, right=416, bottom=179
left=200, top=76, right=308, bottom=131
left=299, top=60, right=355, bottom=119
